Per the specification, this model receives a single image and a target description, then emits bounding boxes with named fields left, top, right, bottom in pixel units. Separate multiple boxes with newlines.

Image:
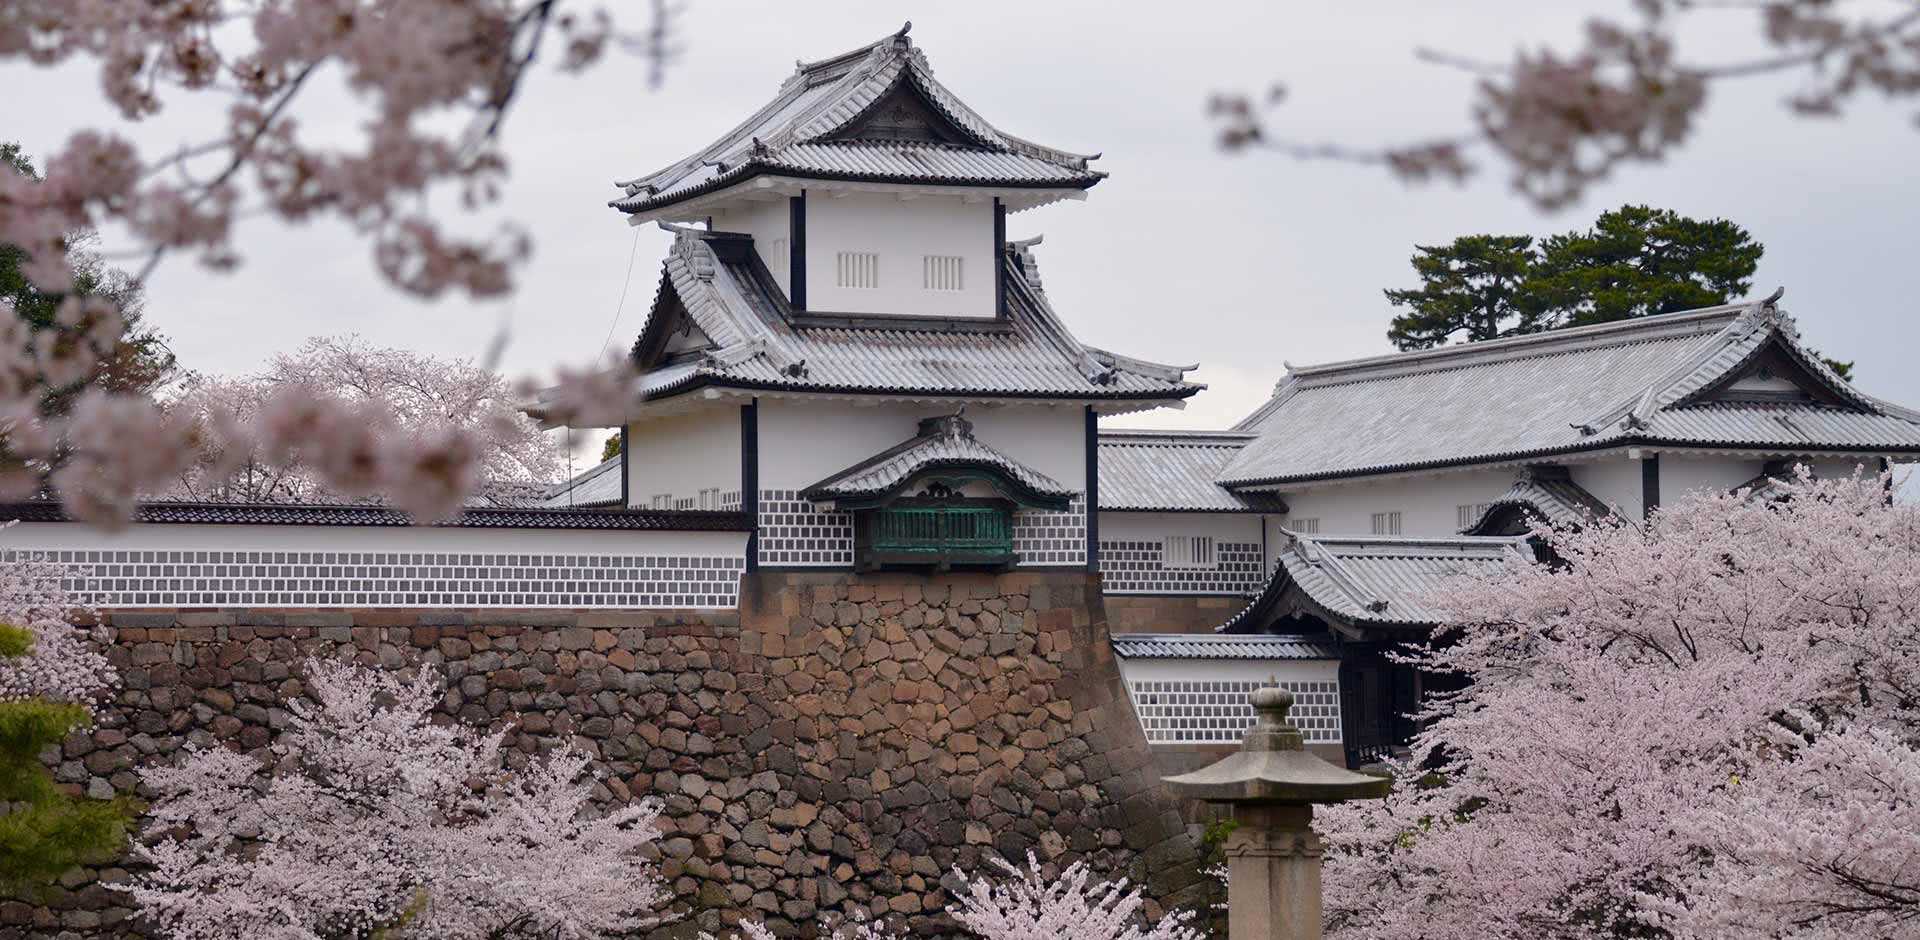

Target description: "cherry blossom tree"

left=164, top=335, right=565, bottom=505
left=0, top=1, right=672, bottom=526
left=712, top=853, right=1202, bottom=940
left=1314, top=473, right=1920, bottom=939
left=120, top=657, right=669, bottom=939
left=1214, top=2, right=1920, bottom=209
left=946, top=854, right=1203, bottom=940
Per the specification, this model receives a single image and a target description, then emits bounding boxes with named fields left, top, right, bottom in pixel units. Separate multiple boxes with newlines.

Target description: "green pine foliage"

left=0, top=623, right=127, bottom=890
left=1384, top=205, right=1762, bottom=349
left=1, top=142, right=178, bottom=405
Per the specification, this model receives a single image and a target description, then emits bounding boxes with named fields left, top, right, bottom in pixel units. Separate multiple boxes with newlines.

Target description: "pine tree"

left=0, top=622, right=126, bottom=888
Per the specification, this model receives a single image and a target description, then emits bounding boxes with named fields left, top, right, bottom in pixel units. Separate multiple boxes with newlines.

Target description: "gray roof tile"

left=1221, top=302, right=1920, bottom=487
left=1110, top=633, right=1339, bottom=661
left=540, top=455, right=624, bottom=508
left=1222, top=534, right=1530, bottom=632
left=610, top=231, right=1198, bottom=405
left=804, top=413, right=1072, bottom=506
left=611, top=28, right=1100, bottom=215
left=1097, top=430, right=1281, bottom=512
left=1462, top=467, right=1617, bottom=535
left=0, top=501, right=751, bottom=531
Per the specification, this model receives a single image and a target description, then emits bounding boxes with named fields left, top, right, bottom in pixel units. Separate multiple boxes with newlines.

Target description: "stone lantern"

left=1164, top=687, right=1391, bottom=940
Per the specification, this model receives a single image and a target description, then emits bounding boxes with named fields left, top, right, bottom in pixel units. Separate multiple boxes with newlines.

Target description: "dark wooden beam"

left=1084, top=406, right=1099, bottom=573
left=993, top=197, right=1006, bottom=317
left=788, top=193, right=806, bottom=310
left=742, top=400, right=760, bottom=571
left=1641, top=452, right=1661, bottom=519
left=618, top=425, right=630, bottom=508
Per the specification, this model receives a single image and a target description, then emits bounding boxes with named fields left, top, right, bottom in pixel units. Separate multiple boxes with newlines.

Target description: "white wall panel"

left=627, top=407, right=743, bottom=510
left=804, top=193, right=995, bottom=317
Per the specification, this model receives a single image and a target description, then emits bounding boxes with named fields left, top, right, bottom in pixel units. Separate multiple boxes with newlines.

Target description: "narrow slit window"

left=835, top=251, right=880, bottom=289
left=923, top=255, right=964, bottom=291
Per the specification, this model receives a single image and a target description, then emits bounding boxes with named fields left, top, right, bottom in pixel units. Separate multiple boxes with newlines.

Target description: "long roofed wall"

left=1220, top=301, right=1920, bottom=489
left=23, top=572, right=1204, bottom=937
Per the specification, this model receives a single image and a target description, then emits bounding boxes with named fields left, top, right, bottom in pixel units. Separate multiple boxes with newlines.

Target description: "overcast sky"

left=5, top=1, right=1917, bottom=468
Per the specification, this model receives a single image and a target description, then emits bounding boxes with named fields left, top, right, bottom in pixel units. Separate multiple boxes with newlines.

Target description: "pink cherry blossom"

left=0, top=551, right=114, bottom=709
left=1315, top=473, right=1920, bottom=939
left=121, top=657, right=669, bottom=939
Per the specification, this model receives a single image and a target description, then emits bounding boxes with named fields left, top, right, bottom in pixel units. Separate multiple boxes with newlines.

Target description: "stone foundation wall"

left=1103, top=595, right=1252, bottom=635
left=12, top=571, right=1202, bottom=939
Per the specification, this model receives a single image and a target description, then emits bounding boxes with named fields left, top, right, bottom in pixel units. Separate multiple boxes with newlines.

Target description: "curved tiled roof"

left=0, top=501, right=752, bottom=531
left=1221, top=301, right=1920, bottom=487
left=803, top=413, right=1072, bottom=508
left=1220, top=533, right=1530, bottom=634
left=540, top=454, right=625, bottom=508
left=610, top=26, right=1101, bottom=215
left=1462, top=466, right=1617, bottom=536
left=1097, top=430, right=1282, bottom=512
left=1109, top=633, right=1339, bottom=661
left=571, top=230, right=1198, bottom=412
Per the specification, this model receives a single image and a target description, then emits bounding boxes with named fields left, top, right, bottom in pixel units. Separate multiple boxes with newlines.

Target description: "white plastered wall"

left=0, top=522, right=750, bottom=609
left=626, top=406, right=743, bottom=509
left=1099, top=512, right=1264, bottom=544
left=1275, top=467, right=1518, bottom=540
left=756, top=399, right=1085, bottom=491
left=1572, top=457, right=1645, bottom=521
left=1660, top=453, right=1768, bottom=503
left=710, top=200, right=791, bottom=297
left=803, top=192, right=996, bottom=317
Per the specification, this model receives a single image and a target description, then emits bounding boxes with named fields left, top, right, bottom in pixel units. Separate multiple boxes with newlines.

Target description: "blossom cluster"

left=0, top=551, right=113, bottom=708
left=121, top=657, right=669, bottom=939
left=0, top=1, right=665, bottom=526
left=709, top=853, right=1201, bottom=940
left=1314, top=474, right=1920, bottom=939
left=164, top=335, right=567, bottom=507
left=1213, top=0, right=1920, bottom=208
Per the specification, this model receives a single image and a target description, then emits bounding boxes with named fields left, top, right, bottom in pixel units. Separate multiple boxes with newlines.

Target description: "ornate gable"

left=826, top=76, right=972, bottom=145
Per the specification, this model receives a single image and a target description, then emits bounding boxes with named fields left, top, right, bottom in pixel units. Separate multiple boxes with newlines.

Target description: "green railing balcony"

left=858, top=505, right=1015, bottom=570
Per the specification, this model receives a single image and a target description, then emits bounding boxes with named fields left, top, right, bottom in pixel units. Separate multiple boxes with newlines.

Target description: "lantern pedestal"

left=1223, top=805, right=1323, bottom=940
left=1164, top=689, right=1391, bottom=940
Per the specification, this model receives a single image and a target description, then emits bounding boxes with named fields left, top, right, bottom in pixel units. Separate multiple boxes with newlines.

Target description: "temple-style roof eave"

left=800, top=413, right=1075, bottom=511
left=611, top=165, right=1104, bottom=218
left=1284, top=304, right=1746, bottom=384
left=1110, top=633, right=1341, bottom=661
left=612, top=26, right=1107, bottom=218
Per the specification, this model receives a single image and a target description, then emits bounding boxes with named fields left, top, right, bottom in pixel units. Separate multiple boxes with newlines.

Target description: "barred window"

left=1457, top=503, right=1494, bottom=529
left=835, top=251, right=879, bottom=288
left=1291, top=517, right=1320, bottom=534
left=1370, top=511, right=1402, bottom=535
left=1162, top=535, right=1217, bottom=569
left=922, top=254, right=964, bottom=291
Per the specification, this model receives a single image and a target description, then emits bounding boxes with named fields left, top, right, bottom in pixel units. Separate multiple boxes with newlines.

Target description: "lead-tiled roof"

left=1110, top=633, right=1339, bottom=661
left=1221, top=302, right=1920, bottom=487
left=804, top=413, right=1072, bottom=506
left=1097, top=430, right=1282, bottom=512
left=1221, top=534, right=1530, bottom=633
left=621, top=230, right=1198, bottom=405
left=610, top=27, right=1102, bottom=215
left=0, top=501, right=751, bottom=531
